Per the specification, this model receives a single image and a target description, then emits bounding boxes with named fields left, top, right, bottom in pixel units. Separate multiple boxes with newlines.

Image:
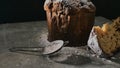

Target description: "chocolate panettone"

left=44, top=0, right=96, bottom=46
left=88, top=17, right=120, bottom=57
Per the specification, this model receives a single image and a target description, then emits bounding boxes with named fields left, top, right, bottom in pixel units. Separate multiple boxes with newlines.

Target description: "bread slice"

left=88, top=17, right=120, bottom=57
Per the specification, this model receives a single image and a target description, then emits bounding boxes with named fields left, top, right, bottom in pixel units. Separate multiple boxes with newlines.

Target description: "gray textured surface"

left=0, top=17, right=119, bottom=68
left=95, top=16, right=112, bottom=26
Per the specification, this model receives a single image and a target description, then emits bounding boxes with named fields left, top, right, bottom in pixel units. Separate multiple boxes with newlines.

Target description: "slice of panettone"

left=88, top=17, right=120, bottom=57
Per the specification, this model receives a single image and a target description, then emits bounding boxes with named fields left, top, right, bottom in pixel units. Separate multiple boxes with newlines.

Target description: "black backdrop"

left=0, top=0, right=120, bottom=23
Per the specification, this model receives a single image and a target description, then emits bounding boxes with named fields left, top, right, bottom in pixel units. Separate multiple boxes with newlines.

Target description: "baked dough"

left=44, top=0, right=96, bottom=46
left=88, top=17, right=120, bottom=57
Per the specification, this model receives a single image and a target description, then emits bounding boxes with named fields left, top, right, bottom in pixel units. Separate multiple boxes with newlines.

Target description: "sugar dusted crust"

left=44, top=0, right=96, bottom=13
left=44, top=0, right=95, bottom=46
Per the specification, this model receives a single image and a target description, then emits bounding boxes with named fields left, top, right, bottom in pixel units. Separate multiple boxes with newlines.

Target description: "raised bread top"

left=44, top=0, right=96, bottom=15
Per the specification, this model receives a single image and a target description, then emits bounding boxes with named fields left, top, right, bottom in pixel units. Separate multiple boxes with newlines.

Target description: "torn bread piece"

left=88, top=17, right=120, bottom=57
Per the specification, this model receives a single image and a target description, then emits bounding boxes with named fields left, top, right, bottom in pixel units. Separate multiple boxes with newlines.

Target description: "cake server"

left=9, top=40, right=69, bottom=55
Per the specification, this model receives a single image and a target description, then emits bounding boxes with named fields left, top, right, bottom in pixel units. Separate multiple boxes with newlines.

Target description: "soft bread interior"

left=93, top=17, right=120, bottom=56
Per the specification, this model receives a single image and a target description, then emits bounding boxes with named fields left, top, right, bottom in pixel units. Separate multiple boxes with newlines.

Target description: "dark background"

left=0, top=0, right=120, bottom=23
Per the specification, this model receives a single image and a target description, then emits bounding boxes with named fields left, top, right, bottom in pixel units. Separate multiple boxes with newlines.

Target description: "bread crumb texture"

left=94, top=17, right=120, bottom=56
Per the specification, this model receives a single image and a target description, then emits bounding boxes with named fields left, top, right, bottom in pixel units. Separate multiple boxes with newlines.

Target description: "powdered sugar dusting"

left=88, top=28, right=102, bottom=56
left=44, top=0, right=95, bottom=10
left=44, top=0, right=51, bottom=5
left=81, top=0, right=88, bottom=3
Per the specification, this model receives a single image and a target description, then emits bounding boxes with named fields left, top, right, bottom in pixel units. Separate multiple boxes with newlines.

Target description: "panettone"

left=44, top=0, right=96, bottom=46
left=88, top=17, right=120, bottom=57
